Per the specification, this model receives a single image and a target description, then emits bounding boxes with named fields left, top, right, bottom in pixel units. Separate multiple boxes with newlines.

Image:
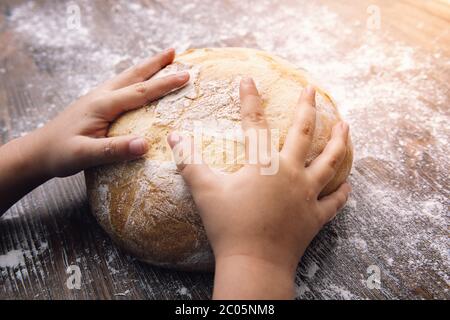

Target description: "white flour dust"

left=0, top=241, right=49, bottom=277
left=0, top=250, right=26, bottom=268
left=3, top=0, right=449, bottom=299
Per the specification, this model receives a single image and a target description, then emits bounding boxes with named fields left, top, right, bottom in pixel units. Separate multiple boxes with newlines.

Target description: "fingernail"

left=129, top=138, right=148, bottom=156
left=163, top=48, right=174, bottom=54
left=167, top=132, right=182, bottom=148
left=242, top=77, right=254, bottom=85
left=305, top=85, right=315, bottom=95
left=177, top=71, right=190, bottom=81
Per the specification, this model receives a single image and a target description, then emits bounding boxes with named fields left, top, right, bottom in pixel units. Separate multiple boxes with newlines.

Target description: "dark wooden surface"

left=0, top=0, right=449, bottom=299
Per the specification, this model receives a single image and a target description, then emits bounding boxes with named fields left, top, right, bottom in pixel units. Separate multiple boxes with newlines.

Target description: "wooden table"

left=0, top=0, right=448, bottom=300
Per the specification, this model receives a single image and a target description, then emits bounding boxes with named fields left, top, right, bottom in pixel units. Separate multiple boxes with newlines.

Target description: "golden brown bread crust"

left=85, top=47, right=353, bottom=271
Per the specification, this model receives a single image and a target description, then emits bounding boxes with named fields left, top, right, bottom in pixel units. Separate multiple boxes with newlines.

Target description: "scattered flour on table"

left=0, top=250, right=26, bottom=268
left=114, top=289, right=131, bottom=297
left=1, top=210, right=21, bottom=220
left=302, top=261, right=320, bottom=279
left=4, top=0, right=449, bottom=299
left=106, top=252, right=120, bottom=275
left=295, top=282, right=311, bottom=298
left=176, top=286, right=193, bottom=299
left=323, top=285, right=359, bottom=300
left=0, top=241, right=49, bottom=278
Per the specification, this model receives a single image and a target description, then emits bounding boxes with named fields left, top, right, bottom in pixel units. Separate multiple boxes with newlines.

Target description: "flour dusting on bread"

left=85, top=48, right=352, bottom=271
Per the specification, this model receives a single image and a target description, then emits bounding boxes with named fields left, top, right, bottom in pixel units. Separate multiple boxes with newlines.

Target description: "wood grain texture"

left=0, top=0, right=448, bottom=300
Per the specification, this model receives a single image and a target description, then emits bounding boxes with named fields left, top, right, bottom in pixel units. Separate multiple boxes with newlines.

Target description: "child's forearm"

left=213, top=255, right=296, bottom=300
left=0, top=130, right=51, bottom=215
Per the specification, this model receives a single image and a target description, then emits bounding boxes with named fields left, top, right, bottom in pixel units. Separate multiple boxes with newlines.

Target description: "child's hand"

left=34, top=48, right=189, bottom=178
left=168, top=78, right=351, bottom=299
left=0, top=49, right=189, bottom=214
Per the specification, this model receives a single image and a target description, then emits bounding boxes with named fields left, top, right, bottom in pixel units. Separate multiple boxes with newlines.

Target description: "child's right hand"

left=36, top=48, right=189, bottom=178
left=168, top=78, right=351, bottom=299
left=0, top=49, right=189, bottom=214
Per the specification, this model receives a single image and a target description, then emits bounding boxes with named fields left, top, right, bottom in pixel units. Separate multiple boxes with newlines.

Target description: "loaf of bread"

left=85, top=48, right=353, bottom=271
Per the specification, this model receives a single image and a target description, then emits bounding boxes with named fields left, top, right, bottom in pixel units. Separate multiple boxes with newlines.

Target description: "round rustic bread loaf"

left=85, top=48, right=353, bottom=271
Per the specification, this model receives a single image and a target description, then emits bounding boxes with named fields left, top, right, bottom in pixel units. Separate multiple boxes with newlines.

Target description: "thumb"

left=167, top=132, right=219, bottom=190
left=84, top=135, right=148, bottom=167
